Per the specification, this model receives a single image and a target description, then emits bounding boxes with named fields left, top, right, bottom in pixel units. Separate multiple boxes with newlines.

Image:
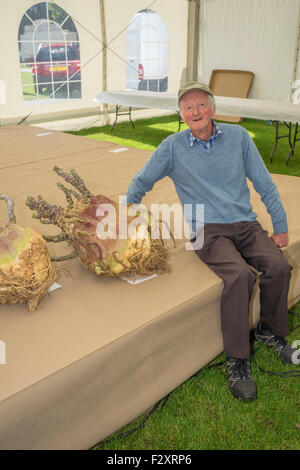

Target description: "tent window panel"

left=21, top=64, right=39, bottom=100
left=49, top=24, right=65, bottom=42
left=18, top=1, right=82, bottom=103
left=53, top=83, right=68, bottom=99
left=35, top=21, right=51, bottom=41
left=61, top=17, right=77, bottom=36
left=49, top=44, right=67, bottom=62
left=18, top=42, right=35, bottom=64
left=26, top=2, right=47, bottom=23
left=18, top=15, right=34, bottom=42
left=126, top=9, right=168, bottom=92
left=22, top=85, right=39, bottom=101
left=48, top=3, right=68, bottom=25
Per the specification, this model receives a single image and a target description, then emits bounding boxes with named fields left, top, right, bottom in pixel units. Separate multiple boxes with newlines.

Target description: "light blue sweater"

left=125, top=124, right=288, bottom=234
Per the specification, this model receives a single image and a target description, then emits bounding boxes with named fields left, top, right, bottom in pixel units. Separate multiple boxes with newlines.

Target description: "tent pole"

left=186, top=0, right=200, bottom=82
left=99, top=0, right=110, bottom=124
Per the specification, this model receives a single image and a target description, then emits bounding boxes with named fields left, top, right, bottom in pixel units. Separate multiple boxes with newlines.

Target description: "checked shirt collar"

left=188, top=120, right=223, bottom=150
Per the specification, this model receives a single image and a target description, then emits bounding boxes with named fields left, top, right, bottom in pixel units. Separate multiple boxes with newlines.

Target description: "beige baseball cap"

left=178, top=81, right=214, bottom=105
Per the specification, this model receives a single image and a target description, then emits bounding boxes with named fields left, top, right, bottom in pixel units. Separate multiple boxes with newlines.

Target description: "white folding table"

left=95, top=90, right=300, bottom=164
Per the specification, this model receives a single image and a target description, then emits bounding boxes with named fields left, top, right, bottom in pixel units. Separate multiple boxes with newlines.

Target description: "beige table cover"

left=0, top=125, right=299, bottom=449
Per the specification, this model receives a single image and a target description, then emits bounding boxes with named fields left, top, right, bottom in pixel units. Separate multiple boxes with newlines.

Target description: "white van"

left=126, top=9, right=168, bottom=92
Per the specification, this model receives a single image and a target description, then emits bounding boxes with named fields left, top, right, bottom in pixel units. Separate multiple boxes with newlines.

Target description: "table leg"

left=111, top=105, right=135, bottom=132
left=269, top=121, right=293, bottom=164
left=177, top=111, right=183, bottom=132
left=270, top=121, right=279, bottom=163
left=286, top=122, right=299, bottom=164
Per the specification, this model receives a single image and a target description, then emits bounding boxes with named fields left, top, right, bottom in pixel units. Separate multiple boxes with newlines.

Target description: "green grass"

left=68, top=114, right=300, bottom=450
left=90, top=311, right=300, bottom=451
left=68, top=114, right=300, bottom=176
left=21, top=70, right=38, bottom=101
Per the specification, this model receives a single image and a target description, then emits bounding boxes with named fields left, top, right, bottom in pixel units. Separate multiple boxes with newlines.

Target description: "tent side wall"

left=198, top=0, right=300, bottom=102
left=2, top=0, right=300, bottom=128
left=0, top=0, right=188, bottom=127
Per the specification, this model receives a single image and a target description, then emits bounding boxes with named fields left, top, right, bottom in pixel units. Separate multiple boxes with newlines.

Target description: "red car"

left=32, top=43, right=81, bottom=95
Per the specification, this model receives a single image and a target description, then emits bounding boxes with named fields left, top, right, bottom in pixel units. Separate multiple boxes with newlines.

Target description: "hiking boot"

left=254, top=321, right=300, bottom=364
left=225, top=356, right=257, bottom=401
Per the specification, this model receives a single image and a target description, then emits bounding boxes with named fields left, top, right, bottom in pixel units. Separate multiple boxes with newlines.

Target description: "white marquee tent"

left=1, top=0, right=300, bottom=450
left=1, top=0, right=300, bottom=130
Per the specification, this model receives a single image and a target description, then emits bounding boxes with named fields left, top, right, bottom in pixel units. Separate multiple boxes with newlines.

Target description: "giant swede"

left=0, top=195, right=56, bottom=311
left=26, top=167, right=170, bottom=277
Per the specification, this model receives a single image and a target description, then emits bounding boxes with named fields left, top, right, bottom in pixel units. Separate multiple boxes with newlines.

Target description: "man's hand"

left=270, top=232, right=289, bottom=248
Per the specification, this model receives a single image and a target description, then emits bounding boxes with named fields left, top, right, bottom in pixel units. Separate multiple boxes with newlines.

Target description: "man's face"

left=180, top=89, right=216, bottom=139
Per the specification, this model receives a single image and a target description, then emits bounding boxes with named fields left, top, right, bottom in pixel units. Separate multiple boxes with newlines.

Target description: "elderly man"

left=125, top=81, right=298, bottom=401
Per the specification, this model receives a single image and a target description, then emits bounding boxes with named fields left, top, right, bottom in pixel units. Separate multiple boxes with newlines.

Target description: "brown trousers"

left=194, top=221, right=292, bottom=358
